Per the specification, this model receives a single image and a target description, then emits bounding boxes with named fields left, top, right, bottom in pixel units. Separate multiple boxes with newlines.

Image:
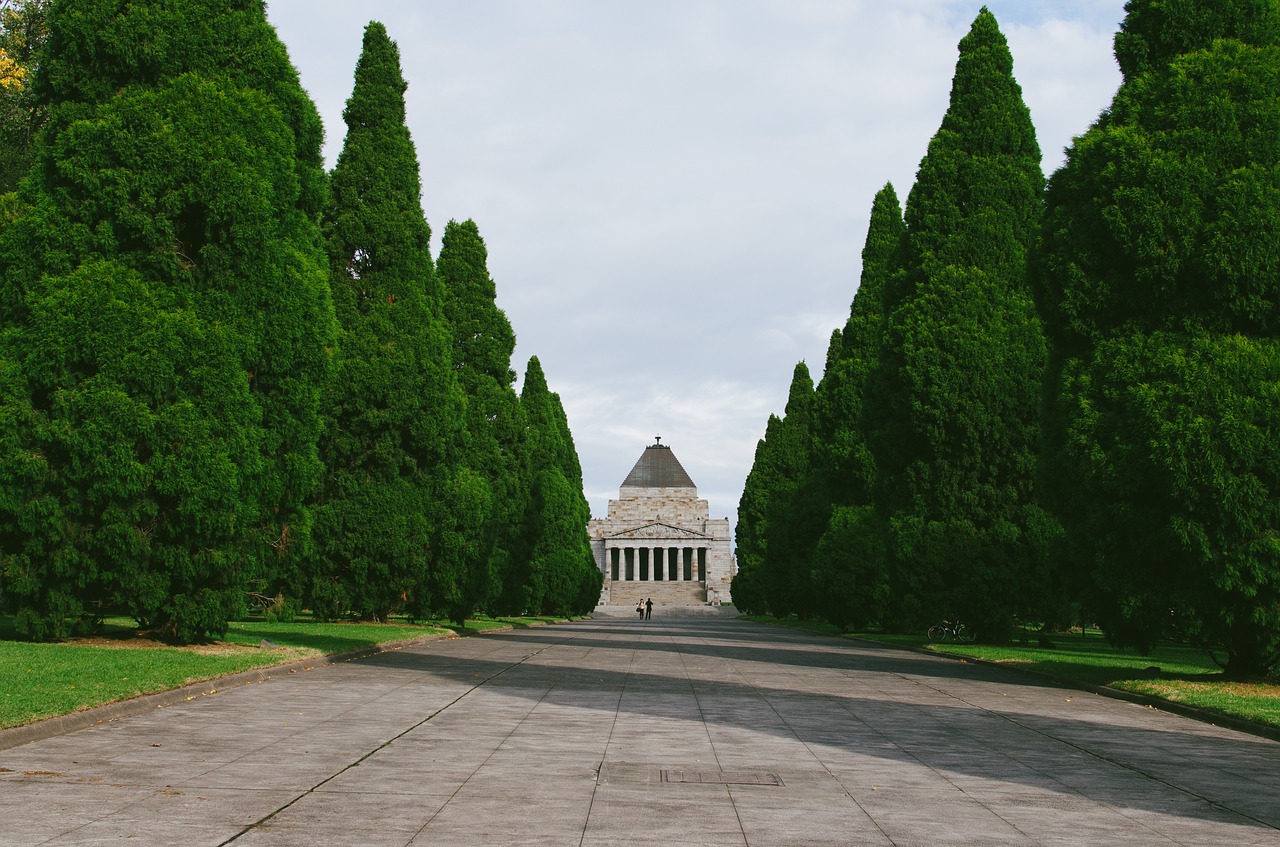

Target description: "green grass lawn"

left=0, top=613, right=571, bottom=730
left=743, top=615, right=1280, bottom=730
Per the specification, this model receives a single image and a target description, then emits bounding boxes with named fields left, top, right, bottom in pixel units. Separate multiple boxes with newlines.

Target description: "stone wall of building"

left=609, top=486, right=703, bottom=522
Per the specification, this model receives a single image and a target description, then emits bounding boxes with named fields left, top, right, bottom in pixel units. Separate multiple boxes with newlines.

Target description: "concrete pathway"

left=2, top=607, right=1278, bottom=846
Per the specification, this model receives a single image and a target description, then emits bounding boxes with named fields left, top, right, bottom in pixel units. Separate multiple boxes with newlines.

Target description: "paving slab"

left=3, top=606, right=1278, bottom=846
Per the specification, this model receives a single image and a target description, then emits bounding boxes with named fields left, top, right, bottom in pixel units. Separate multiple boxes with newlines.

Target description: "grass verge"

left=741, top=615, right=1280, bottom=730
left=0, top=613, right=570, bottom=729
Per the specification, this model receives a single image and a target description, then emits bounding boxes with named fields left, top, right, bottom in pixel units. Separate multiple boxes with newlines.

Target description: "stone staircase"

left=604, top=580, right=706, bottom=608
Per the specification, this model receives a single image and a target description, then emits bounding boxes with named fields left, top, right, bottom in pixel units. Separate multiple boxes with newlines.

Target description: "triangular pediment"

left=605, top=522, right=711, bottom=541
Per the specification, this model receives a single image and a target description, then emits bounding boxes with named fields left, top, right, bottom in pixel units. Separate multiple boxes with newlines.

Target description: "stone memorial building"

left=588, top=439, right=732, bottom=607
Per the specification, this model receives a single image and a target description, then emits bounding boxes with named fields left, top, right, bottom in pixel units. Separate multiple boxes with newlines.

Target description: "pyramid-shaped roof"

left=621, top=442, right=696, bottom=489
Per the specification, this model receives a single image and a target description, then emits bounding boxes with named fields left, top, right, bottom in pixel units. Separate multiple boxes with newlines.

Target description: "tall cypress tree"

left=437, top=218, right=527, bottom=616
left=814, top=184, right=904, bottom=510
left=0, top=0, right=335, bottom=641
left=773, top=331, right=845, bottom=613
left=1036, top=0, right=1280, bottom=675
left=865, top=8, right=1047, bottom=638
left=313, top=21, right=467, bottom=623
left=808, top=184, right=905, bottom=629
left=759, top=361, right=819, bottom=617
left=733, top=413, right=783, bottom=616
left=514, top=356, right=600, bottom=615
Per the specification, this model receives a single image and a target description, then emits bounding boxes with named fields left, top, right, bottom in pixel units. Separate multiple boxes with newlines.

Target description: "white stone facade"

left=587, top=443, right=732, bottom=606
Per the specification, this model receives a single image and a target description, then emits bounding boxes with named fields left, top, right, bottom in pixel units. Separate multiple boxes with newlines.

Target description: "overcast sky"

left=266, top=0, right=1127, bottom=531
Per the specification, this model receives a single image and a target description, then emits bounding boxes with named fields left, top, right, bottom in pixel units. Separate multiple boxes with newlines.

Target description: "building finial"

left=654, top=434, right=662, bottom=446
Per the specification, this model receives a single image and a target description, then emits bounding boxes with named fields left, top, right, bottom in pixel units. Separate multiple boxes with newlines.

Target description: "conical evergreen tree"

left=777, top=330, right=845, bottom=597
left=733, top=413, right=782, bottom=616
left=865, top=8, right=1048, bottom=638
left=312, top=21, right=469, bottom=623
left=814, top=184, right=904, bottom=510
left=1036, top=0, right=1280, bottom=675
left=807, top=184, right=905, bottom=628
left=437, top=218, right=528, bottom=616
left=440, top=220, right=516, bottom=386
left=513, top=356, right=600, bottom=615
left=727, top=363, right=814, bottom=616
left=0, top=0, right=335, bottom=641
left=758, top=362, right=817, bottom=617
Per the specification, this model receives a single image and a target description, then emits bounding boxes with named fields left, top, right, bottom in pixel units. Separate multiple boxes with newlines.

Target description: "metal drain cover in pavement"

left=661, top=769, right=784, bottom=786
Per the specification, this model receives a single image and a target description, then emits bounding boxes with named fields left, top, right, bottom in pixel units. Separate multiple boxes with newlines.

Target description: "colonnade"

left=608, top=545, right=707, bottom=582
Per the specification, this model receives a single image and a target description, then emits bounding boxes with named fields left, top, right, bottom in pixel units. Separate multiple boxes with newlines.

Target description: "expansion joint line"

left=667, top=622, right=750, bottom=847
left=215, top=634, right=572, bottom=847
left=577, top=629, right=639, bottom=847
left=410, top=653, right=572, bottom=841
left=712, top=634, right=897, bottom=845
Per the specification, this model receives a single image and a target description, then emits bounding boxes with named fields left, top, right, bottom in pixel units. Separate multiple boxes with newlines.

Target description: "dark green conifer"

left=866, top=8, right=1048, bottom=638
left=437, top=218, right=528, bottom=616
left=736, top=361, right=833, bottom=618
left=1036, top=0, right=1280, bottom=675
left=313, top=21, right=468, bottom=623
left=733, top=414, right=782, bottom=616
left=0, top=0, right=335, bottom=641
left=807, top=184, right=905, bottom=628
left=814, top=184, right=903, bottom=510
left=513, top=356, right=600, bottom=615
left=754, top=362, right=817, bottom=617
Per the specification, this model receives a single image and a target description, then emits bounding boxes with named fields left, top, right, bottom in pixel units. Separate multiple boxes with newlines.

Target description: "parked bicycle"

left=927, top=619, right=976, bottom=643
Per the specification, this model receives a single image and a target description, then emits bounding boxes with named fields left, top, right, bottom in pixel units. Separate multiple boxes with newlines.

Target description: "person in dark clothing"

left=645, top=598, right=653, bottom=620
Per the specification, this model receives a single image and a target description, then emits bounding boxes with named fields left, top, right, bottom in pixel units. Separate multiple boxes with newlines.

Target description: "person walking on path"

left=645, top=598, right=653, bottom=620
left=636, top=602, right=644, bottom=620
